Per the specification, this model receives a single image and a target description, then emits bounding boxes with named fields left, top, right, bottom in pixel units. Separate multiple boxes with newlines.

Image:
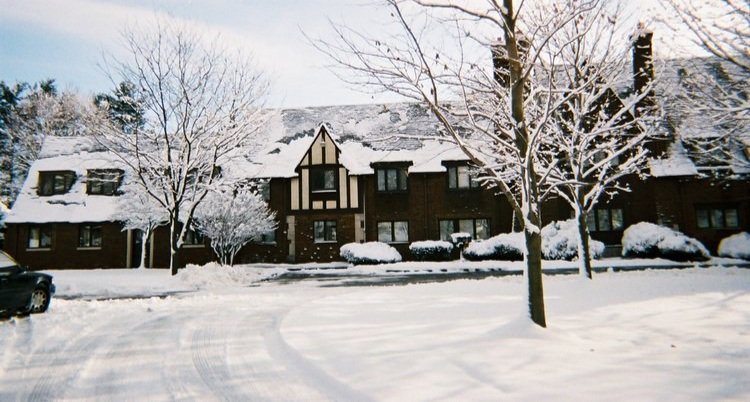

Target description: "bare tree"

left=94, top=20, right=270, bottom=275
left=193, top=183, right=277, bottom=266
left=115, top=181, right=168, bottom=269
left=313, top=0, right=658, bottom=326
left=660, top=0, right=749, bottom=171
left=540, top=7, right=662, bottom=278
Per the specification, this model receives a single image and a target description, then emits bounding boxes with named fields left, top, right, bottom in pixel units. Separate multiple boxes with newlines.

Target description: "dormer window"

left=376, top=167, right=408, bottom=192
left=38, top=171, right=76, bottom=196
left=684, top=137, right=730, bottom=169
left=447, top=165, right=480, bottom=190
left=87, top=169, right=123, bottom=196
left=311, top=167, right=336, bottom=192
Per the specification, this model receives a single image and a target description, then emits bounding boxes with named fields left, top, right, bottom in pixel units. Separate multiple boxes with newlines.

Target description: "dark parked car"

left=0, top=251, right=55, bottom=317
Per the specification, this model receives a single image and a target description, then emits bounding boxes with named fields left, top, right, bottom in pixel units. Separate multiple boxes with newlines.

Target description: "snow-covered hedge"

left=718, top=232, right=750, bottom=260
left=463, top=232, right=525, bottom=261
left=542, top=219, right=605, bottom=261
left=409, top=240, right=454, bottom=261
left=340, top=242, right=403, bottom=265
left=622, top=222, right=710, bottom=262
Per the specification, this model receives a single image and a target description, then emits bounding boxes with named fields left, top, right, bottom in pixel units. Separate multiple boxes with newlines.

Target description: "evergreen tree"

left=94, top=81, right=145, bottom=133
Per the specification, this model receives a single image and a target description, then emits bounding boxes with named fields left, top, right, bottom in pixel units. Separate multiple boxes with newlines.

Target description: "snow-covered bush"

left=541, top=219, right=604, bottom=261
left=718, top=232, right=750, bottom=260
left=622, top=222, right=710, bottom=262
left=463, top=232, right=525, bottom=261
left=194, top=186, right=277, bottom=266
left=340, top=242, right=402, bottom=265
left=409, top=240, right=454, bottom=261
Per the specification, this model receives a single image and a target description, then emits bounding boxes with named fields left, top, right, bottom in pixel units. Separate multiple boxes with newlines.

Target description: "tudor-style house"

left=3, top=32, right=749, bottom=269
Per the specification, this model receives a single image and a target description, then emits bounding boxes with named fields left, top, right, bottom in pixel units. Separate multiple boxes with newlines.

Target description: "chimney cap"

left=631, top=22, right=653, bottom=42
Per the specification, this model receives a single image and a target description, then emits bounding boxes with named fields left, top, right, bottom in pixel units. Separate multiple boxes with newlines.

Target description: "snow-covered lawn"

left=1, top=264, right=749, bottom=401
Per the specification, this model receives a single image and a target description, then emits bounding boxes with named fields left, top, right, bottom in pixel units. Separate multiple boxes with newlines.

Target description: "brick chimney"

left=632, top=25, right=670, bottom=156
left=632, top=24, right=655, bottom=117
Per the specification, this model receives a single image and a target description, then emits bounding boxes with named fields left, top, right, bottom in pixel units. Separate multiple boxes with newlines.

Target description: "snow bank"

left=542, top=219, right=605, bottom=260
left=463, top=232, right=525, bottom=261
left=622, top=222, right=710, bottom=261
left=718, top=232, right=750, bottom=260
left=409, top=240, right=454, bottom=261
left=178, top=263, right=281, bottom=289
left=340, top=242, right=402, bottom=265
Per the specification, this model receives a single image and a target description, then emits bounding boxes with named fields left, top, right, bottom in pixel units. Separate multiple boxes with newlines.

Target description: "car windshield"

left=0, top=251, right=19, bottom=268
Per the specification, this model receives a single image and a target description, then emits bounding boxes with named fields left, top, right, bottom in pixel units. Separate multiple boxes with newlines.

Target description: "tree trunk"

left=503, top=0, right=546, bottom=328
left=139, top=229, right=149, bottom=269
left=576, top=208, right=593, bottom=279
left=525, top=215, right=547, bottom=328
left=169, top=216, right=180, bottom=276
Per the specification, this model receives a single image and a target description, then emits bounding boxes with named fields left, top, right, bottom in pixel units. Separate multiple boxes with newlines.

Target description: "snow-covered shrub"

left=450, top=232, right=472, bottom=245
left=541, top=219, right=605, bottom=260
left=409, top=240, right=454, bottom=261
left=463, top=232, right=525, bottom=261
left=622, top=222, right=710, bottom=262
left=718, top=232, right=750, bottom=260
left=340, top=242, right=402, bottom=265
left=194, top=186, right=277, bottom=266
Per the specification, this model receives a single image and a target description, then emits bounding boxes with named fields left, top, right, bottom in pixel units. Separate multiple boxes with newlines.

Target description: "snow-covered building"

left=3, top=32, right=749, bottom=269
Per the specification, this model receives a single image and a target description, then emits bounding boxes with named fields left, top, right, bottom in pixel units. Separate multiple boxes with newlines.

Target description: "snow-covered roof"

left=5, top=137, right=127, bottom=224
left=253, top=103, right=470, bottom=178
left=8, top=61, right=747, bottom=224
left=651, top=57, right=749, bottom=177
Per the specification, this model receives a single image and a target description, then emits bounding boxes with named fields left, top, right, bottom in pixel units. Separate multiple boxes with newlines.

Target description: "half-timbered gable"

left=290, top=125, right=361, bottom=211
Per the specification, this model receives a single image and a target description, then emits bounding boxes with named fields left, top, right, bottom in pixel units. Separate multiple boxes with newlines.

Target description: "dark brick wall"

left=5, top=222, right=128, bottom=270
left=292, top=212, right=356, bottom=262
left=652, top=177, right=750, bottom=252
left=362, top=172, right=514, bottom=261
left=5, top=172, right=749, bottom=268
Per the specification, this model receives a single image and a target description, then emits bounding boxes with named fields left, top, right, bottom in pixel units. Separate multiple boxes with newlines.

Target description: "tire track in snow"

left=25, top=315, right=126, bottom=402
left=86, top=313, right=174, bottom=400
left=264, top=312, right=373, bottom=401
left=190, top=325, right=242, bottom=401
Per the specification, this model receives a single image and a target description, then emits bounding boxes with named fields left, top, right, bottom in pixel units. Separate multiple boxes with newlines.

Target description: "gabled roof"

left=254, top=102, right=470, bottom=178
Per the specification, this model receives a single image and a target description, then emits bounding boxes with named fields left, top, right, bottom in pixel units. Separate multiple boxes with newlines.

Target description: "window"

left=259, top=228, right=276, bottom=243
left=311, top=168, right=336, bottom=192
left=28, top=225, right=53, bottom=249
left=87, top=169, right=123, bottom=195
left=187, top=166, right=223, bottom=185
left=685, top=138, right=731, bottom=169
left=184, top=228, right=205, bottom=246
left=439, top=218, right=490, bottom=241
left=78, top=224, right=103, bottom=248
left=38, top=171, right=76, bottom=196
left=586, top=208, right=624, bottom=232
left=314, top=220, right=337, bottom=243
left=376, top=168, right=408, bottom=192
left=259, top=181, right=271, bottom=201
left=696, top=206, right=739, bottom=229
left=377, top=221, right=409, bottom=243
left=447, top=165, right=480, bottom=189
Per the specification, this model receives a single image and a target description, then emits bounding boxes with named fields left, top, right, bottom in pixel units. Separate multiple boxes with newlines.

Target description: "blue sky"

left=0, top=0, right=401, bottom=107
left=1, top=0, right=675, bottom=108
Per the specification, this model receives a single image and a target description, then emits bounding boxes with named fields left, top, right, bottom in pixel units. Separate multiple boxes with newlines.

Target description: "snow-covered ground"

left=1, top=263, right=749, bottom=401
